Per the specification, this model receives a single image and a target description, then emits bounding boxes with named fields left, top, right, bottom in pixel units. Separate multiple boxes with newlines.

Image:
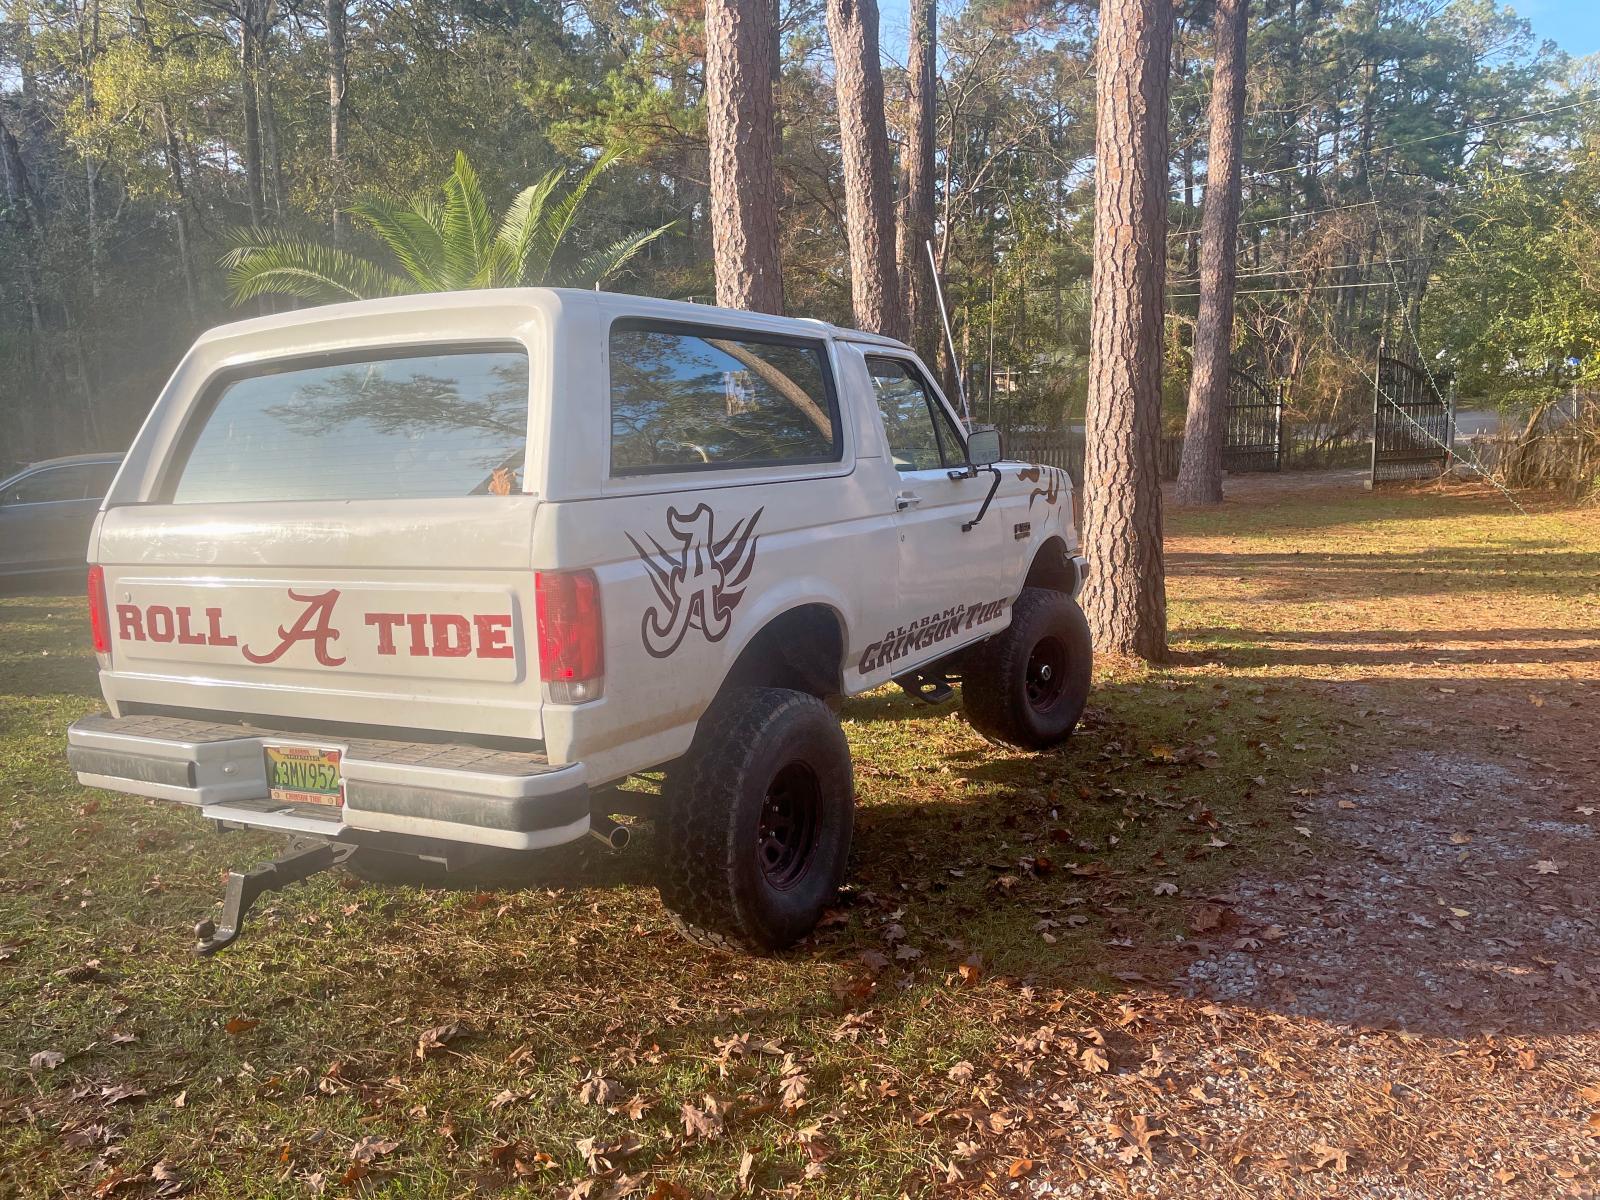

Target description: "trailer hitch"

left=193, top=842, right=347, bottom=956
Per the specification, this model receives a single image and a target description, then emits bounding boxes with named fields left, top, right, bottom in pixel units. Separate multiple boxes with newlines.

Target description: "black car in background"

left=0, top=453, right=123, bottom=581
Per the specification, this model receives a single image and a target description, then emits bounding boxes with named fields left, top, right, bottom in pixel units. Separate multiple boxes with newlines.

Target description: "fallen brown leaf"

left=1310, top=1141, right=1350, bottom=1173
left=680, top=1099, right=724, bottom=1140
left=415, top=1022, right=466, bottom=1059
left=349, top=1135, right=400, bottom=1163
left=577, top=1071, right=621, bottom=1108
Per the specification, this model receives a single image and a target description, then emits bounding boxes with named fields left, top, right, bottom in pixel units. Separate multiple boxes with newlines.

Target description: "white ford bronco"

left=67, top=289, right=1090, bottom=954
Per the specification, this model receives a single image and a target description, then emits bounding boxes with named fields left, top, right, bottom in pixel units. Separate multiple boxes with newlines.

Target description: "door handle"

left=895, top=492, right=922, bottom=510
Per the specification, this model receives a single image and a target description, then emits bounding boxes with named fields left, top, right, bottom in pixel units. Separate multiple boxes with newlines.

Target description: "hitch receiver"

left=194, top=843, right=343, bottom=956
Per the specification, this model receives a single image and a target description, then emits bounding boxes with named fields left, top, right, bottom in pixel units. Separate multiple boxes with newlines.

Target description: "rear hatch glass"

left=167, top=346, right=530, bottom=503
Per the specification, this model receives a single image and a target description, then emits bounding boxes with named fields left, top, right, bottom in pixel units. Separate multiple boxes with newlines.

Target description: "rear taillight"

left=535, top=569, right=603, bottom=703
left=87, top=565, right=111, bottom=654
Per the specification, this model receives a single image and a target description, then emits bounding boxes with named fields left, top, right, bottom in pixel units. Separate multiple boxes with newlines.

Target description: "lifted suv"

left=68, top=289, right=1090, bottom=953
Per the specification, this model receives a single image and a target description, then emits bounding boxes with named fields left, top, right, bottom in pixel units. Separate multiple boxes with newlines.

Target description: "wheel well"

left=718, top=605, right=845, bottom=700
left=1024, top=536, right=1077, bottom=594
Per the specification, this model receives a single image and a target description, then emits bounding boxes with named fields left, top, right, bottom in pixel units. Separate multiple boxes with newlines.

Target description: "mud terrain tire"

left=659, top=686, right=854, bottom=953
left=962, top=586, right=1092, bottom=749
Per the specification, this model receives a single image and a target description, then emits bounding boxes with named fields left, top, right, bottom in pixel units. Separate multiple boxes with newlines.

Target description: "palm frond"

left=409, top=197, right=444, bottom=235
left=527, top=150, right=620, bottom=281
left=559, top=221, right=675, bottom=289
left=221, top=229, right=411, bottom=304
left=347, top=199, right=448, bottom=290
left=217, top=147, right=654, bottom=304
left=496, top=170, right=564, bottom=284
left=440, top=151, right=495, bottom=288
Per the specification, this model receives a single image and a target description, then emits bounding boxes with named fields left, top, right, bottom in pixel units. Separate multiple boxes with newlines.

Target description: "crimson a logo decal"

left=112, top=590, right=515, bottom=664
left=627, top=503, right=763, bottom=658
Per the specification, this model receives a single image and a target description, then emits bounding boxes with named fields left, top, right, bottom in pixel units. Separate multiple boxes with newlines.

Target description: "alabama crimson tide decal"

left=627, top=503, right=762, bottom=658
left=108, top=583, right=521, bottom=680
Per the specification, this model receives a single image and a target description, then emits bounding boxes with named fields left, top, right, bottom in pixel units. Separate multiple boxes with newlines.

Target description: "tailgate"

left=94, top=498, right=542, bottom=740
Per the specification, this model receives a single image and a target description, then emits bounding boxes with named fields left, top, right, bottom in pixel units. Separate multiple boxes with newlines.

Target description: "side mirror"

left=967, top=426, right=1003, bottom=468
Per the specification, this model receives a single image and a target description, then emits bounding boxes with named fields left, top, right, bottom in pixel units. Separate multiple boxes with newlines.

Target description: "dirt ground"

left=994, top=685, right=1600, bottom=1199
left=974, top=473, right=1600, bottom=1199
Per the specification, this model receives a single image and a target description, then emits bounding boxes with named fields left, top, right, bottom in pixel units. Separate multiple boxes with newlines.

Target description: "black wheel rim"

left=1025, top=635, right=1067, bottom=713
left=757, top=762, right=822, bottom=891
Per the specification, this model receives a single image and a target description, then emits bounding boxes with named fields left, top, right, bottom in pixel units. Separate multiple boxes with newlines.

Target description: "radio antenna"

left=926, top=240, right=970, bottom=423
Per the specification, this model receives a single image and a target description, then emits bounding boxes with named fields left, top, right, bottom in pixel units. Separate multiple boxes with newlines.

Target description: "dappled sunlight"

left=3, top=481, right=1598, bottom=1197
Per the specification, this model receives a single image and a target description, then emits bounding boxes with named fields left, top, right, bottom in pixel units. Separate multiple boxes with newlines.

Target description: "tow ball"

left=193, top=842, right=350, bottom=956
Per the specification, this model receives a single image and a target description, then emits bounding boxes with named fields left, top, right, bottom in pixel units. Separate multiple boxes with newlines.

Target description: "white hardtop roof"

left=196, top=287, right=913, bottom=352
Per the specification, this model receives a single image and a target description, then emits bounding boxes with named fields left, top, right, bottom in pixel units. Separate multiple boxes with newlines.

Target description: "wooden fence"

left=1456, top=431, right=1599, bottom=495
left=1002, top=429, right=1185, bottom=486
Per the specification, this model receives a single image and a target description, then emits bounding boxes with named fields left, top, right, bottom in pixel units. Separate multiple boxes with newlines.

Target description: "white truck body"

left=69, top=288, right=1082, bottom=863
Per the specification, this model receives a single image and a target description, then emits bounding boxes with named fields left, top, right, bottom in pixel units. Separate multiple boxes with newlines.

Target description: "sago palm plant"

left=223, top=151, right=671, bottom=303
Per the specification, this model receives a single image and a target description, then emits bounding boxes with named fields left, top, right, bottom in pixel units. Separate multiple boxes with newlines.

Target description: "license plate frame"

left=263, top=743, right=345, bottom=807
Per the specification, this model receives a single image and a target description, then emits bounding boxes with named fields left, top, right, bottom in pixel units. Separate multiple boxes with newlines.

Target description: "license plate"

left=264, top=745, right=344, bottom=807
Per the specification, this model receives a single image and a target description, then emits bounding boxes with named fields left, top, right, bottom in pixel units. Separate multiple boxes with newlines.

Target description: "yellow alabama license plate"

left=264, top=745, right=345, bottom=807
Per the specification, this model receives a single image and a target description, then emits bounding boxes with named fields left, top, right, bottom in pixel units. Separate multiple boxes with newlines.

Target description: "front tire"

left=962, top=587, right=1092, bottom=749
left=658, top=687, right=854, bottom=953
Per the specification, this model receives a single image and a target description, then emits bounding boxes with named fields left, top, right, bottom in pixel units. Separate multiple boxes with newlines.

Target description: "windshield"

left=168, top=346, right=530, bottom=503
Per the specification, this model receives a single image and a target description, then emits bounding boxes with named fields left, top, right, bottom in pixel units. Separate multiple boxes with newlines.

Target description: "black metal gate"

left=1223, top=368, right=1284, bottom=473
left=1372, top=351, right=1452, bottom=484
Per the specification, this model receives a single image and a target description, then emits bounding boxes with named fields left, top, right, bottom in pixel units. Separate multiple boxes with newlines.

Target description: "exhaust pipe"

left=589, top=814, right=631, bottom=851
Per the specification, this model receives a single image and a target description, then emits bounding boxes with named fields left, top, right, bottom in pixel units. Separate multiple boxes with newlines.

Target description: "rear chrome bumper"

left=66, top=712, right=590, bottom=850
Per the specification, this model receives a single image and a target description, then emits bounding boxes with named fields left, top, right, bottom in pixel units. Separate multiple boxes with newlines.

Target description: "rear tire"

left=658, top=687, right=854, bottom=953
left=962, top=587, right=1092, bottom=749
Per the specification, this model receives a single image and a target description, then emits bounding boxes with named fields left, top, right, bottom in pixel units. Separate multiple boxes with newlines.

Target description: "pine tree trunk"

left=826, top=0, right=904, bottom=339
left=1175, top=0, right=1249, bottom=506
left=239, top=1, right=265, bottom=227
left=78, top=0, right=102, bottom=299
left=156, top=104, right=200, bottom=320
left=326, top=0, right=348, bottom=236
left=262, top=71, right=285, bottom=217
left=0, top=108, right=46, bottom=338
left=704, top=0, right=785, bottom=313
left=896, top=0, right=936, bottom=360
left=1081, top=0, right=1171, bottom=661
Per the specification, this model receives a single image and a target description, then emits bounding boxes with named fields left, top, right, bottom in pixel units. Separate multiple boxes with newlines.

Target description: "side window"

left=81, top=463, right=118, bottom=499
left=8, top=467, right=93, bottom=504
left=867, top=357, right=966, bottom=472
left=609, top=323, right=840, bottom=474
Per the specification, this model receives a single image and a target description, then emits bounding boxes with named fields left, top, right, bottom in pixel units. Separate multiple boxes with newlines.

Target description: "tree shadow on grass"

left=0, top=574, right=87, bottom=599
left=18, top=603, right=1593, bottom=1057
left=332, top=668, right=1600, bottom=1043
left=1169, top=545, right=1600, bottom=601
left=839, top=689, right=959, bottom=725
left=1179, top=625, right=1600, bottom=669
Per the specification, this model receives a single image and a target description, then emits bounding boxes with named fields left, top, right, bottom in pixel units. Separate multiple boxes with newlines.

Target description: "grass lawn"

left=2, top=476, right=1596, bottom=1198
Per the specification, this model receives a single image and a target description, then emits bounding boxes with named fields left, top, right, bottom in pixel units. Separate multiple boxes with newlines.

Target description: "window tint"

left=867, top=358, right=966, bottom=471
left=169, top=348, right=529, bottom=503
left=610, top=324, right=839, bottom=473
left=7, top=466, right=96, bottom=504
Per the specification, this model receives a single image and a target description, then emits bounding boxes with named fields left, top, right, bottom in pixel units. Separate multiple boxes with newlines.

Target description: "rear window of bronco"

left=165, top=346, right=529, bottom=503
left=609, top=321, right=840, bottom=474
